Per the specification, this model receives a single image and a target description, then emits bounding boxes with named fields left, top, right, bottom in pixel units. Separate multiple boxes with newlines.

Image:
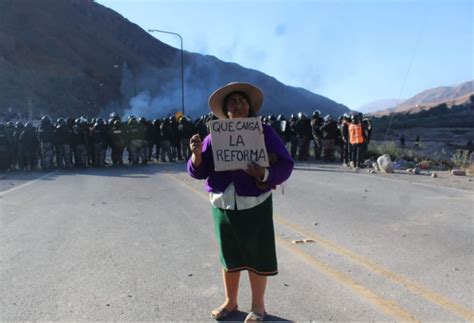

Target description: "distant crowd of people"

left=0, top=110, right=372, bottom=172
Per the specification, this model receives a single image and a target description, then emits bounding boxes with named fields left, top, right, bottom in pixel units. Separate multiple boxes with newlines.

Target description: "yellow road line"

left=276, top=216, right=474, bottom=321
left=170, top=175, right=474, bottom=322
left=277, top=236, right=419, bottom=322
left=167, top=173, right=474, bottom=321
left=168, top=172, right=473, bottom=320
left=164, top=173, right=420, bottom=321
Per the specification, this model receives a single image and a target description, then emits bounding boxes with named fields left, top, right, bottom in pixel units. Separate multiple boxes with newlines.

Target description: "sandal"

left=211, top=305, right=238, bottom=320
left=244, top=311, right=267, bottom=322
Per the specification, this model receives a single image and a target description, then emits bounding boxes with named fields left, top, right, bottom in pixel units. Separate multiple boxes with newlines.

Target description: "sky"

left=96, top=0, right=473, bottom=112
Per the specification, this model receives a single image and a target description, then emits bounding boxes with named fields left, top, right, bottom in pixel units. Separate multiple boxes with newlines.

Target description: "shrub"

left=451, top=149, right=472, bottom=169
left=451, top=129, right=468, bottom=135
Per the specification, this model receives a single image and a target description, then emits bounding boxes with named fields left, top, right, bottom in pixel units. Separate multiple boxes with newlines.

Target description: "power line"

left=383, top=13, right=428, bottom=142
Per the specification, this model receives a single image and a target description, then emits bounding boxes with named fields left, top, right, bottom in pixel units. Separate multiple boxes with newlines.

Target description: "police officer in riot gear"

left=12, top=121, right=25, bottom=170
left=5, top=121, right=15, bottom=169
left=90, top=118, right=108, bottom=167
left=267, top=115, right=282, bottom=139
left=288, top=114, right=298, bottom=158
left=137, top=118, right=149, bottom=164
left=0, top=123, right=12, bottom=171
left=294, top=112, right=312, bottom=161
left=169, top=116, right=181, bottom=161
left=340, top=113, right=352, bottom=166
left=37, top=116, right=56, bottom=170
left=152, top=119, right=162, bottom=161
left=55, top=118, right=73, bottom=168
left=321, top=115, right=339, bottom=162
left=349, top=114, right=366, bottom=168
left=311, top=110, right=324, bottom=160
left=194, top=116, right=209, bottom=143
left=18, top=122, right=38, bottom=171
left=72, top=118, right=89, bottom=168
left=361, top=115, right=372, bottom=158
left=178, top=115, right=195, bottom=160
left=126, top=116, right=147, bottom=165
left=159, top=117, right=174, bottom=162
left=276, top=114, right=289, bottom=143
left=109, top=119, right=125, bottom=165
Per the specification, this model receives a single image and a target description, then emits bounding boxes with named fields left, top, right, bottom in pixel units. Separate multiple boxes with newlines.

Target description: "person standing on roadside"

left=187, top=82, right=293, bottom=322
left=340, top=113, right=351, bottom=166
left=348, top=114, right=366, bottom=168
left=414, top=135, right=420, bottom=149
left=400, top=134, right=406, bottom=148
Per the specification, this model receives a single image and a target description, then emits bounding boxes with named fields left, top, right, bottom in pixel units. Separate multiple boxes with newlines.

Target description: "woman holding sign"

left=187, top=82, right=294, bottom=322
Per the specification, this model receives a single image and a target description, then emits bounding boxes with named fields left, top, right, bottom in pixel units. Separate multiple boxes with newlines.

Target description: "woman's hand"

left=190, top=134, right=202, bottom=155
left=190, top=134, right=202, bottom=167
left=244, top=161, right=266, bottom=181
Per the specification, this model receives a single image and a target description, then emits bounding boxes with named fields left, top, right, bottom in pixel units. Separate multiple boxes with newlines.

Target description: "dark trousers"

left=313, top=137, right=322, bottom=160
left=290, top=136, right=298, bottom=158
left=112, top=145, right=124, bottom=165
left=343, top=141, right=350, bottom=164
left=351, top=143, right=363, bottom=167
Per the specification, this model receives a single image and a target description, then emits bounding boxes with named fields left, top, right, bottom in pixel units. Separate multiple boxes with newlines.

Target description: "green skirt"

left=211, top=195, right=278, bottom=276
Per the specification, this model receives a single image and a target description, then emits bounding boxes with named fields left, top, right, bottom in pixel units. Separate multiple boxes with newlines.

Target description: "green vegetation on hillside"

left=371, top=98, right=474, bottom=134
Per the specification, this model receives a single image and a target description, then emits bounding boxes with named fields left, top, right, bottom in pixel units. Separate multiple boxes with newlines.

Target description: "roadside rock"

left=431, top=172, right=438, bottom=178
left=451, top=169, right=466, bottom=176
left=414, top=167, right=421, bottom=175
left=377, top=154, right=394, bottom=173
left=372, top=162, right=380, bottom=171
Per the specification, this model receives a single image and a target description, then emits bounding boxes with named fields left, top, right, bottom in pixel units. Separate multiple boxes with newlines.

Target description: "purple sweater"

left=187, top=124, right=294, bottom=197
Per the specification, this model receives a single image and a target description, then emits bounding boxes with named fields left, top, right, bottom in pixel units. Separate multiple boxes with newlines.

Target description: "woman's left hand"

left=244, top=161, right=265, bottom=180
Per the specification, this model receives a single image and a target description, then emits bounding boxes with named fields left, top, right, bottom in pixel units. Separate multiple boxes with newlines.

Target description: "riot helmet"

left=56, top=118, right=66, bottom=126
left=41, top=115, right=51, bottom=125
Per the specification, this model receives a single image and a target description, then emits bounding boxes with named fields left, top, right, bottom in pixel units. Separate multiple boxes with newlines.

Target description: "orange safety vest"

left=349, top=123, right=364, bottom=145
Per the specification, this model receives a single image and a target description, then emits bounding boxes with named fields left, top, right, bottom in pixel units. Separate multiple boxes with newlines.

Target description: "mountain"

left=372, top=81, right=474, bottom=116
left=358, top=99, right=405, bottom=113
left=0, top=0, right=348, bottom=120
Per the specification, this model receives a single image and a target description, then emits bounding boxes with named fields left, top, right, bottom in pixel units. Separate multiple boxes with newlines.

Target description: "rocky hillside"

left=0, top=0, right=348, bottom=119
left=373, top=80, right=473, bottom=116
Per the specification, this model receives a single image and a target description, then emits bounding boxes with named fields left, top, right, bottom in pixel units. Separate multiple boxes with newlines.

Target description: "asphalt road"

left=0, top=162, right=473, bottom=321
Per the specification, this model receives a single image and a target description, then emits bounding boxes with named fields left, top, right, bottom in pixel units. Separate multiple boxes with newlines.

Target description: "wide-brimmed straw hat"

left=208, top=82, right=264, bottom=119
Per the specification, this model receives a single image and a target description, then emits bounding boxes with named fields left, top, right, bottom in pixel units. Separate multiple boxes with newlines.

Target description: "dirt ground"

left=362, top=167, right=474, bottom=192
left=292, top=162, right=474, bottom=192
left=373, top=127, right=474, bottom=161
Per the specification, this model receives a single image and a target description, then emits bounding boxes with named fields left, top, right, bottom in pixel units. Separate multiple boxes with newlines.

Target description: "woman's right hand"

left=190, top=134, right=203, bottom=167
left=189, top=134, right=202, bottom=156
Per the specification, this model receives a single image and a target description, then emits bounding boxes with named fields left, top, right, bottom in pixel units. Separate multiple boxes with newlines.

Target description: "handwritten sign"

left=210, top=117, right=269, bottom=171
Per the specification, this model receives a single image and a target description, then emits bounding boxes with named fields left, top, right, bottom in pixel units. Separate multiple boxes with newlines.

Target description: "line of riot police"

left=0, top=110, right=372, bottom=172
left=260, top=110, right=372, bottom=168
left=0, top=113, right=198, bottom=172
left=184, top=110, right=372, bottom=168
